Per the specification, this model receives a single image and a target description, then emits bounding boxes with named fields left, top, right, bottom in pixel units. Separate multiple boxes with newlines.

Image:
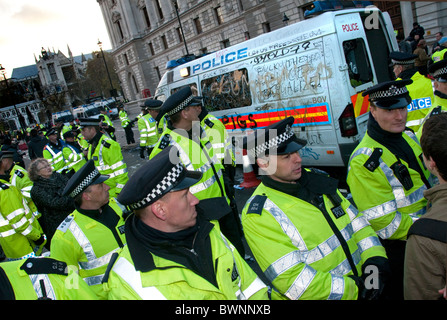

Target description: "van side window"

left=200, top=68, right=252, bottom=111
left=343, top=38, right=373, bottom=88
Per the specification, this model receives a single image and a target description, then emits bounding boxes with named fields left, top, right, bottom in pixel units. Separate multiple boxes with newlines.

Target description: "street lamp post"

left=173, top=1, right=190, bottom=56
left=97, top=39, right=116, bottom=100
left=0, top=64, right=24, bottom=131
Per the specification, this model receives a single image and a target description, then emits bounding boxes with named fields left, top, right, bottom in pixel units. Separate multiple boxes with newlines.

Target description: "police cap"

left=429, top=59, right=447, bottom=83
left=163, top=87, right=202, bottom=117
left=62, top=160, right=109, bottom=198
left=78, top=118, right=101, bottom=128
left=144, top=99, right=163, bottom=110
left=243, top=117, right=307, bottom=158
left=117, top=145, right=202, bottom=210
left=0, top=150, right=14, bottom=160
left=389, top=51, right=417, bottom=66
left=45, top=128, right=58, bottom=137
left=362, top=79, right=413, bottom=110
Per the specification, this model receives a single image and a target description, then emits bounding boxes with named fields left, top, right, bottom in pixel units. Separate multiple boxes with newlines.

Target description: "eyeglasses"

left=37, top=163, right=51, bottom=171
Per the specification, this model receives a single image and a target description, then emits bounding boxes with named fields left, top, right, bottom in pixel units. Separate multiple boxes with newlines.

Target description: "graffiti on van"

left=201, top=68, right=252, bottom=111
left=219, top=103, right=331, bottom=131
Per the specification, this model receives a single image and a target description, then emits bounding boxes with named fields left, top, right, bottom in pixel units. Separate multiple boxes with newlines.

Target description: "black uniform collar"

left=398, top=68, right=418, bottom=80
left=261, top=169, right=338, bottom=202
left=435, top=90, right=447, bottom=100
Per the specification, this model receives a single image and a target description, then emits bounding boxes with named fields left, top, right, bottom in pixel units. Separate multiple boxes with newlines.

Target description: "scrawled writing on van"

left=251, top=42, right=311, bottom=65
left=201, top=68, right=252, bottom=111
left=251, top=59, right=333, bottom=102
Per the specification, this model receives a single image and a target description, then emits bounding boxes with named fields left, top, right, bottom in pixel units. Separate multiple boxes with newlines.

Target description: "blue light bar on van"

left=165, top=54, right=196, bottom=69
left=304, top=1, right=373, bottom=18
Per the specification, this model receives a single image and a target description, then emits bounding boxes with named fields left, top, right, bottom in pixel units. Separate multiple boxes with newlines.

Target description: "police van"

left=154, top=4, right=398, bottom=167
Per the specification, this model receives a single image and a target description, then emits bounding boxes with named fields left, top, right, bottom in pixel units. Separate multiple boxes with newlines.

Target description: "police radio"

left=391, top=161, right=413, bottom=191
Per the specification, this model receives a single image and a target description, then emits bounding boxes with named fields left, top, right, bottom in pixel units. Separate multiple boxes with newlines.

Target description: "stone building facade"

left=97, top=0, right=447, bottom=106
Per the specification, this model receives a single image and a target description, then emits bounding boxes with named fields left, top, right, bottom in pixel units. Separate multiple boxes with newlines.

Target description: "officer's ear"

left=257, top=156, right=269, bottom=169
left=150, top=199, right=167, bottom=221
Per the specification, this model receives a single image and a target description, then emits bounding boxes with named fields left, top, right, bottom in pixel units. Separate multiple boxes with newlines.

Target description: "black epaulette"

left=204, top=118, right=215, bottom=128
left=158, top=134, right=171, bottom=150
left=101, top=140, right=111, bottom=148
left=408, top=218, right=447, bottom=243
left=14, top=170, right=24, bottom=179
left=0, top=183, right=9, bottom=190
left=246, top=195, right=267, bottom=215
left=363, top=148, right=383, bottom=172
left=102, top=252, right=119, bottom=284
left=20, top=258, right=68, bottom=276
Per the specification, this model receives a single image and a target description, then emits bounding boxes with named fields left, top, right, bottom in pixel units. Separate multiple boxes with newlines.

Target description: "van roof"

left=156, top=7, right=380, bottom=92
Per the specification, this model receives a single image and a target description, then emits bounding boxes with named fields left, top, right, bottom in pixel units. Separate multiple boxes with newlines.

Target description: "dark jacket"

left=27, top=136, right=48, bottom=160
left=30, top=172, right=75, bottom=247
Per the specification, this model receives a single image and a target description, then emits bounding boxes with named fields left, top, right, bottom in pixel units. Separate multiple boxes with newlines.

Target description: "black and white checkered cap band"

left=129, top=163, right=184, bottom=210
left=433, top=66, right=447, bottom=79
left=70, top=168, right=101, bottom=198
left=392, top=58, right=415, bottom=65
left=251, top=125, right=294, bottom=157
left=369, top=85, right=408, bottom=101
left=166, top=95, right=195, bottom=116
left=80, top=120, right=100, bottom=126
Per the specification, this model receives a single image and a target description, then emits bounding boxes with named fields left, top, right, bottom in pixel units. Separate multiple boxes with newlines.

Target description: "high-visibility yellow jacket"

left=241, top=171, right=387, bottom=300
left=43, top=140, right=68, bottom=173
left=0, top=180, right=44, bottom=260
left=347, top=130, right=431, bottom=240
left=138, top=113, right=158, bottom=148
left=431, top=48, right=447, bottom=62
left=0, top=257, right=97, bottom=300
left=200, top=114, right=235, bottom=167
left=416, top=91, right=447, bottom=139
left=8, top=164, right=39, bottom=219
left=50, top=199, right=126, bottom=299
left=103, top=217, right=268, bottom=300
left=87, top=134, right=128, bottom=198
left=119, top=110, right=131, bottom=128
left=397, top=72, right=434, bottom=131
left=150, top=126, right=228, bottom=203
left=63, top=143, right=87, bottom=173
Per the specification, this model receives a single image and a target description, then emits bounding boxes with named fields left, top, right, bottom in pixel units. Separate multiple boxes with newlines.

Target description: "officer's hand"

left=140, top=147, right=146, bottom=159
left=360, top=256, right=391, bottom=300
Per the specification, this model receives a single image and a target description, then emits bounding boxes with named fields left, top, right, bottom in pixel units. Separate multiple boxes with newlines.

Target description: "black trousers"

left=124, top=125, right=135, bottom=144
left=380, top=238, right=406, bottom=300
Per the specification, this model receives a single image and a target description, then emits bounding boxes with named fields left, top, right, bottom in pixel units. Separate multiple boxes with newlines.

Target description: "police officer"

left=43, top=128, right=68, bottom=173
left=0, top=257, right=97, bottom=300
left=0, top=150, right=40, bottom=221
left=138, top=99, right=162, bottom=159
left=103, top=146, right=268, bottom=300
left=79, top=118, right=128, bottom=198
left=150, top=86, right=245, bottom=256
left=390, top=51, right=434, bottom=131
left=118, top=105, right=135, bottom=145
left=50, top=160, right=127, bottom=299
left=431, top=37, right=447, bottom=62
left=416, top=58, right=447, bottom=139
left=241, top=117, right=389, bottom=300
left=99, top=107, right=116, bottom=141
left=62, top=131, right=87, bottom=176
left=0, top=169, right=46, bottom=261
left=347, top=80, right=433, bottom=299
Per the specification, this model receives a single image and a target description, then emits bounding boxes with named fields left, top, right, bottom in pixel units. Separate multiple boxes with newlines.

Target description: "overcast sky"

left=0, top=0, right=111, bottom=77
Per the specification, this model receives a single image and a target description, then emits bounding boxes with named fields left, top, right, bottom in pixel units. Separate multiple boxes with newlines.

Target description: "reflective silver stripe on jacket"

left=68, top=219, right=117, bottom=285
left=29, top=273, right=56, bottom=300
left=349, top=147, right=427, bottom=238
left=259, top=197, right=378, bottom=299
left=113, top=257, right=167, bottom=299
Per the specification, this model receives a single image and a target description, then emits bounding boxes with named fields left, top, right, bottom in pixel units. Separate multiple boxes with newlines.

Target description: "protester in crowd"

left=29, top=158, right=74, bottom=248
left=27, top=129, right=48, bottom=160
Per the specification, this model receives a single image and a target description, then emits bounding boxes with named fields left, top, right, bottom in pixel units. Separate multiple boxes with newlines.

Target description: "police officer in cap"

left=79, top=117, right=128, bottom=198
left=390, top=51, right=434, bottom=131
left=50, top=160, right=127, bottom=299
left=0, top=256, right=97, bottom=300
left=103, top=145, right=269, bottom=300
left=43, top=128, right=68, bottom=173
left=241, top=117, right=388, bottom=300
left=416, top=58, right=447, bottom=138
left=138, top=99, right=162, bottom=159
left=150, top=86, right=245, bottom=256
left=348, top=80, right=433, bottom=299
